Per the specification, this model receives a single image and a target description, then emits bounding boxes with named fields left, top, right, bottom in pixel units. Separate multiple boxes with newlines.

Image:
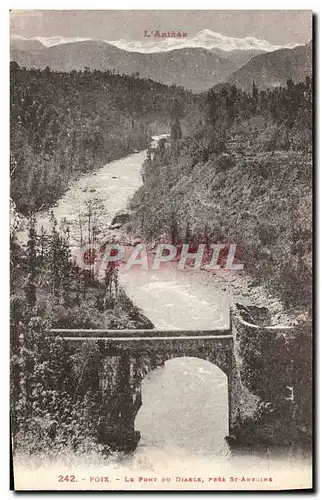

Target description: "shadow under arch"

left=134, top=356, right=229, bottom=455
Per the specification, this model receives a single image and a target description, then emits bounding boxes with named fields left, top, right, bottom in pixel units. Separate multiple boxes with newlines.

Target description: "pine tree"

left=251, top=81, right=259, bottom=115
left=24, top=216, right=37, bottom=308
left=170, top=98, right=183, bottom=143
left=48, top=212, right=60, bottom=297
left=171, top=119, right=182, bottom=143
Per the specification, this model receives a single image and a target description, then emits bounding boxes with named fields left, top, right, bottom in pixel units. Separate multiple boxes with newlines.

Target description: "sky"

left=10, top=10, right=312, bottom=45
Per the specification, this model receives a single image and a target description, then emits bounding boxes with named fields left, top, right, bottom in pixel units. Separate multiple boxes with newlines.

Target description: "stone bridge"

left=47, top=305, right=293, bottom=451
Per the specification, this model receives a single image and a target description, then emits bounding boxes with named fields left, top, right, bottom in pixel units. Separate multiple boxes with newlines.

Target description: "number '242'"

left=58, top=475, right=76, bottom=482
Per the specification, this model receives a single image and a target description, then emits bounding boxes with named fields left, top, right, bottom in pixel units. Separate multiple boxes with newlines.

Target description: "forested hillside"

left=129, top=78, right=312, bottom=313
left=10, top=210, right=154, bottom=455
left=10, top=62, right=198, bottom=214
left=227, top=41, right=312, bottom=91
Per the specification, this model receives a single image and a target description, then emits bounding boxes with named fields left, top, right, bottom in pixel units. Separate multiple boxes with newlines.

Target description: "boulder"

left=111, top=211, right=131, bottom=226
left=234, top=303, right=271, bottom=327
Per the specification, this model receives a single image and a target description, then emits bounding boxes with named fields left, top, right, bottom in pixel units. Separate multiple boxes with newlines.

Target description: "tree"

left=170, top=98, right=183, bottom=143
left=171, top=119, right=182, bottom=143
left=251, top=81, right=259, bottom=115
left=24, top=216, right=37, bottom=308
left=286, top=78, right=295, bottom=91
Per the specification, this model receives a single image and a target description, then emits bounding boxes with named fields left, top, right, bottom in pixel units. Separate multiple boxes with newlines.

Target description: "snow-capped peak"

left=106, top=29, right=301, bottom=53
left=10, top=34, right=91, bottom=47
left=33, top=35, right=91, bottom=47
left=196, top=29, right=221, bottom=40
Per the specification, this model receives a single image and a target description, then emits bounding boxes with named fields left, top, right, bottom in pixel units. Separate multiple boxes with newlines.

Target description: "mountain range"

left=10, top=40, right=256, bottom=92
left=10, top=30, right=311, bottom=93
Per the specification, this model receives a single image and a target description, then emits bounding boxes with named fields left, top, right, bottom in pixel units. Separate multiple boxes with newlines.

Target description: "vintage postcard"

left=10, top=10, right=313, bottom=491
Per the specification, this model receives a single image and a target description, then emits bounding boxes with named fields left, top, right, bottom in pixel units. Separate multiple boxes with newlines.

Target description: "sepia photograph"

left=9, top=9, right=313, bottom=491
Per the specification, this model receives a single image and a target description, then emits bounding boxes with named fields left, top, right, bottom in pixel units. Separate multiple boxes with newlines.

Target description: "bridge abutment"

left=97, top=351, right=165, bottom=451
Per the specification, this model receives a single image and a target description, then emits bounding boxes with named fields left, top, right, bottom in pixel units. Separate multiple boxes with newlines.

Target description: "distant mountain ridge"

left=227, top=41, right=312, bottom=91
left=10, top=41, right=238, bottom=92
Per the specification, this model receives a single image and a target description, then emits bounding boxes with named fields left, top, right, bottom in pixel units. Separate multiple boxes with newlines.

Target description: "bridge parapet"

left=47, top=328, right=232, bottom=340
